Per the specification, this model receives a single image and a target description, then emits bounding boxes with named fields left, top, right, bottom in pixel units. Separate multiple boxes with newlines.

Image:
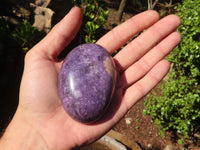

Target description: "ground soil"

left=114, top=98, right=170, bottom=150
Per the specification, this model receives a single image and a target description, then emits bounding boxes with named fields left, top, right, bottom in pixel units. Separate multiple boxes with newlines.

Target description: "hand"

left=0, top=7, right=181, bottom=150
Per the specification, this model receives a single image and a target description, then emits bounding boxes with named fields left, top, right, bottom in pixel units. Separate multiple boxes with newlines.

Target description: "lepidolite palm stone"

left=58, top=44, right=117, bottom=123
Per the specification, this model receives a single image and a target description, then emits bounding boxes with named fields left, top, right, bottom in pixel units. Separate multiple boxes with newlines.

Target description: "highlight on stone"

left=58, top=43, right=117, bottom=123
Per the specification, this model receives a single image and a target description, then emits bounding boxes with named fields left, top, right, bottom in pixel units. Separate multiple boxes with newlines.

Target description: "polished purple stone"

left=58, top=43, right=117, bottom=123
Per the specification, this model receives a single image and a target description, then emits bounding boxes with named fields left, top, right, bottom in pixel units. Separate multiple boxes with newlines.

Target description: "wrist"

left=0, top=109, right=49, bottom=150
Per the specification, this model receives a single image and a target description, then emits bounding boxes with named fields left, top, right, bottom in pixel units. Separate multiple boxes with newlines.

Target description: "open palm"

left=16, top=7, right=181, bottom=150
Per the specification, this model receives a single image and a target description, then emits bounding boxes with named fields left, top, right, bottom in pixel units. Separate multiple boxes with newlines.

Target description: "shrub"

left=73, top=0, right=108, bottom=43
left=12, top=21, right=44, bottom=53
left=143, top=0, right=200, bottom=143
left=0, top=19, right=44, bottom=53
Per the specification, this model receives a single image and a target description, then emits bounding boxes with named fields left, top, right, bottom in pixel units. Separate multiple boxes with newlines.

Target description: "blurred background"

left=0, top=0, right=200, bottom=149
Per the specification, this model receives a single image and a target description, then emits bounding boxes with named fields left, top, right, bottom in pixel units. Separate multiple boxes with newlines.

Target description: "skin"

left=0, top=7, right=181, bottom=150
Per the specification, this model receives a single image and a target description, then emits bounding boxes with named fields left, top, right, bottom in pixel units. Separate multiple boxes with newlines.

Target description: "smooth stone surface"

left=58, top=44, right=117, bottom=123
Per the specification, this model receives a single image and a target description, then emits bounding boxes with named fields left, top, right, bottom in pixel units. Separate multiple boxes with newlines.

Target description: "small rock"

left=194, top=133, right=200, bottom=139
left=125, top=117, right=132, bottom=125
left=35, top=0, right=50, bottom=7
left=147, top=143, right=152, bottom=149
left=31, top=3, right=54, bottom=33
left=163, top=145, right=174, bottom=150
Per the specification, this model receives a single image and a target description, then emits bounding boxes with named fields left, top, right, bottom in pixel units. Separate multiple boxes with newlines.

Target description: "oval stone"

left=58, top=43, right=117, bottom=123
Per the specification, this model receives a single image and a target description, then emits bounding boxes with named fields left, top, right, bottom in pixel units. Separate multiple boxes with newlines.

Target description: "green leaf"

left=178, top=139, right=184, bottom=145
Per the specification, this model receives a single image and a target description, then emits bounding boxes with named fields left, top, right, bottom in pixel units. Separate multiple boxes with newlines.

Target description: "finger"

left=122, top=59, right=170, bottom=110
left=114, top=15, right=181, bottom=72
left=96, top=10, right=159, bottom=54
left=122, top=31, right=181, bottom=88
left=32, top=7, right=82, bottom=60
